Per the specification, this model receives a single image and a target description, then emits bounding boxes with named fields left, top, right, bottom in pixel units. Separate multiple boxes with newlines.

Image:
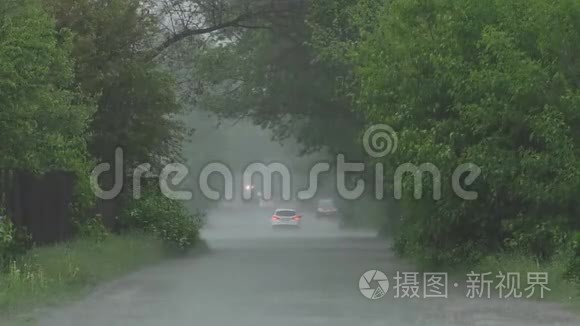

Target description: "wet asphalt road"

left=36, top=208, right=580, bottom=326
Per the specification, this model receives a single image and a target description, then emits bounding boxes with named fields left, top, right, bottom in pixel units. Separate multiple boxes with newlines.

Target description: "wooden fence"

left=0, top=170, right=75, bottom=244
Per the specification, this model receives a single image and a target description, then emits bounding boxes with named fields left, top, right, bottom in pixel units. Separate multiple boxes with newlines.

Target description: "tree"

left=324, top=0, right=580, bottom=263
left=186, top=3, right=363, bottom=157
left=151, top=0, right=309, bottom=59
left=0, top=0, right=92, bottom=173
left=44, top=0, right=187, bottom=169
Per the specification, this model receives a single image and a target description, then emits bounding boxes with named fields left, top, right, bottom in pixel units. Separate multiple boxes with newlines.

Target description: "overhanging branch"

left=149, top=1, right=307, bottom=60
left=150, top=14, right=250, bottom=60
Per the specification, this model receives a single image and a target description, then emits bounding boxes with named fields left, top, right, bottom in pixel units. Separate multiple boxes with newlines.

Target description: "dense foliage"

left=43, top=0, right=188, bottom=168
left=0, top=218, right=31, bottom=269
left=120, top=188, right=202, bottom=251
left=191, top=0, right=580, bottom=266
left=1, top=0, right=578, bottom=273
left=0, top=0, right=92, bottom=173
left=0, top=0, right=91, bottom=267
left=567, top=232, right=580, bottom=281
left=332, top=0, right=580, bottom=264
left=0, top=0, right=203, bottom=262
left=190, top=13, right=363, bottom=156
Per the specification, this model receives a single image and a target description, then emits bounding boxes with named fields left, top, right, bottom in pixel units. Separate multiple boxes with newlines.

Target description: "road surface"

left=35, top=207, right=579, bottom=326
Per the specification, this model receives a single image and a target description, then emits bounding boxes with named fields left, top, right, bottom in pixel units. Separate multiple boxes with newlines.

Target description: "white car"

left=271, top=209, right=302, bottom=228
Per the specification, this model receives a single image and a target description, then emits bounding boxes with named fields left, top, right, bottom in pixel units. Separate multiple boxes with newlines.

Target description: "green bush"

left=0, top=217, right=31, bottom=269
left=120, top=189, right=201, bottom=251
left=475, top=250, right=579, bottom=303
left=504, top=222, right=568, bottom=262
left=76, top=216, right=109, bottom=243
left=566, top=232, right=580, bottom=282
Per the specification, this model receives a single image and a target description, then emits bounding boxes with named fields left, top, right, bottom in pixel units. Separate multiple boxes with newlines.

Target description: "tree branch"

left=149, top=1, right=307, bottom=60
left=235, top=23, right=272, bottom=30
left=150, top=14, right=250, bottom=60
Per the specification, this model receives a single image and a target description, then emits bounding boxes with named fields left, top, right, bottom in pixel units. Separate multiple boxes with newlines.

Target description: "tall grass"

left=475, top=251, right=580, bottom=309
left=0, top=233, right=165, bottom=316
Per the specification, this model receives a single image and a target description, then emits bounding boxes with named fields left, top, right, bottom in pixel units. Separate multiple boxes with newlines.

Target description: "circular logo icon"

left=359, top=270, right=389, bottom=300
left=363, top=124, right=398, bottom=158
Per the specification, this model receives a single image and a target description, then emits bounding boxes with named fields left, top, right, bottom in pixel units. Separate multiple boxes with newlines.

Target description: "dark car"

left=316, top=199, right=338, bottom=217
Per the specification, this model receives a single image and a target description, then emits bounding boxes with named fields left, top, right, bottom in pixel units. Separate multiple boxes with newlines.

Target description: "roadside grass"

left=473, top=252, right=580, bottom=312
left=0, top=232, right=166, bottom=317
left=403, top=245, right=580, bottom=314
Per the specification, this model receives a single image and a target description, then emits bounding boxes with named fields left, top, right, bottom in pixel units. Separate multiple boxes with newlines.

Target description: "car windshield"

left=319, top=200, right=334, bottom=208
left=275, top=210, right=296, bottom=217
